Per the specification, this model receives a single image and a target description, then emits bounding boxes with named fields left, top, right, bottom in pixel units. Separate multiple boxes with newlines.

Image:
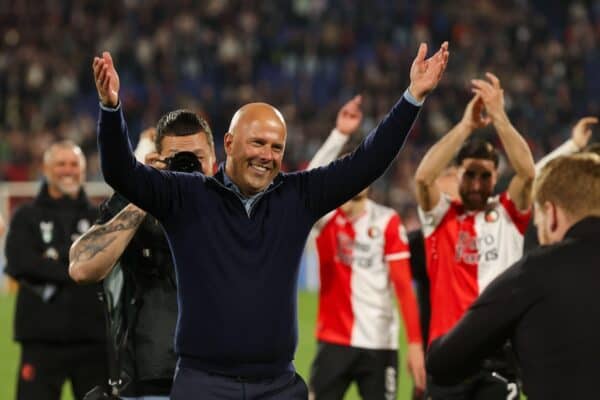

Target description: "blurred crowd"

left=1, top=0, right=599, bottom=229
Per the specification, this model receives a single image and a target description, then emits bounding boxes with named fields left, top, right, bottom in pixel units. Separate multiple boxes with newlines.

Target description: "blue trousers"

left=170, top=367, right=308, bottom=400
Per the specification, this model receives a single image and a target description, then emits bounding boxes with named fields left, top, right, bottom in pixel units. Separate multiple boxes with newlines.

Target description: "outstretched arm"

left=472, top=73, right=535, bottom=211
left=303, top=42, right=450, bottom=219
left=415, top=95, right=488, bottom=211
left=69, top=202, right=146, bottom=284
left=93, top=52, right=191, bottom=220
left=535, top=116, right=597, bottom=174
left=427, top=259, right=534, bottom=384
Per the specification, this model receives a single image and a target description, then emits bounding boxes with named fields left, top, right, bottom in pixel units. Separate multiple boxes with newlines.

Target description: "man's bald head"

left=224, top=103, right=287, bottom=197
left=228, top=102, right=287, bottom=136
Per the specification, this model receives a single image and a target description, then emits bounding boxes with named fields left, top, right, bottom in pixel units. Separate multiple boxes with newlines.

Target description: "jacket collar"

left=34, top=181, right=90, bottom=209
left=565, top=216, right=600, bottom=239
left=209, top=163, right=284, bottom=193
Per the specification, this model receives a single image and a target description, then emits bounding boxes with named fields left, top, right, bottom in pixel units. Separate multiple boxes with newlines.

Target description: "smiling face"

left=224, top=103, right=287, bottom=196
left=457, top=158, right=498, bottom=211
left=158, top=132, right=215, bottom=176
left=43, top=143, right=85, bottom=199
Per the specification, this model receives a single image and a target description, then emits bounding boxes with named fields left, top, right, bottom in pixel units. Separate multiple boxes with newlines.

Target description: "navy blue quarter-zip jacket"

left=97, top=96, right=420, bottom=379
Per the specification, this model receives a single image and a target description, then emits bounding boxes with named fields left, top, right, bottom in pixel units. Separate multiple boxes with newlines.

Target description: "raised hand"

left=336, top=95, right=363, bottom=135
left=461, top=94, right=491, bottom=131
left=571, top=116, right=598, bottom=150
left=471, top=72, right=506, bottom=123
left=409, top=41, right=450, bottom=102
left=92, top=51, right=120, bottom=108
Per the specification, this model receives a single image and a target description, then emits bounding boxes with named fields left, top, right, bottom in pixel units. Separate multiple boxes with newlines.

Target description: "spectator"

left=4, top=140, right=107, bottom=400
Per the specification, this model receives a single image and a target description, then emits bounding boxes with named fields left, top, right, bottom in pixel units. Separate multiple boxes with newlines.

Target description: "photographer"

left=69, top=111, right=216, bottom=400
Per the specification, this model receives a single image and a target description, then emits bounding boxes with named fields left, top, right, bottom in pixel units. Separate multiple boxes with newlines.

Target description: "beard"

left=55, top=178, right=81, bottom=197
left=460, top=190, right=489, bottom=211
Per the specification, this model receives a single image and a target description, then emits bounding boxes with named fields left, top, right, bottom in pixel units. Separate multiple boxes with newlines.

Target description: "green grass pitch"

left=0, top=291, right=416, bottom=399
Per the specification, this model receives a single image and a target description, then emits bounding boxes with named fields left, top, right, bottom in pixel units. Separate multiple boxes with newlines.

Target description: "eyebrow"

left=169, top=148, right=206, bottom=154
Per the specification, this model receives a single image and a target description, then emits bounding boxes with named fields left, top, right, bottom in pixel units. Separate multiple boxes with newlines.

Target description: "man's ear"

left=544, top=201, right=558, bottom=233
left=224, top=132, right=234, bottom=156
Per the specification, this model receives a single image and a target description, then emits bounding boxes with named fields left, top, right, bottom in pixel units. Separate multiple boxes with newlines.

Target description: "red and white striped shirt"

left=418, top=192, right=530, bottom=343
left=314, top=200, right=421, bottom=350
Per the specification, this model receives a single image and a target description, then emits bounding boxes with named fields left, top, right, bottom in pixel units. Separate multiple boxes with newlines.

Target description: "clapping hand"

left=471, top=72, right=506, bottom=123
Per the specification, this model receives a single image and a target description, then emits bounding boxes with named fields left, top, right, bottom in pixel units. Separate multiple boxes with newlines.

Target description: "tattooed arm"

left=69, top=203, right=146, bottom=284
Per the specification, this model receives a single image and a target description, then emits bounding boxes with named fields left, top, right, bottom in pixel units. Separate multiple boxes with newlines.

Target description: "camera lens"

left=166, top=152, right=203, bottom=173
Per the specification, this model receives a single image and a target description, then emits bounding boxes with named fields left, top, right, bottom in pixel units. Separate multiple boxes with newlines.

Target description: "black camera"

left=163, top=151, right=203, bottom=173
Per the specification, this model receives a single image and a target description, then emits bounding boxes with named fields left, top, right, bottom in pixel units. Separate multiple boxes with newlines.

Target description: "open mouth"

left=59, top=177, right=77, bottom=185
left=249, top=164, right=270, bottom=174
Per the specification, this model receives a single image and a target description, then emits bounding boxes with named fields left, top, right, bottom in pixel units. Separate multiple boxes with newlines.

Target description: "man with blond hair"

left=426, top=153, right=600, bottom=400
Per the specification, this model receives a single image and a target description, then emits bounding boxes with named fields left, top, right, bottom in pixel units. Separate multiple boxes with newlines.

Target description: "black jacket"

left=427, top=217, right=600, bottom=400
left=98, top=193, right=177, bottom=396
left=4, top=183, right=105, bottom=343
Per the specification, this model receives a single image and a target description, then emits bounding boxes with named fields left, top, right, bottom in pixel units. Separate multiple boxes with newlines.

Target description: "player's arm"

left=308, top=96, right=363, bottom=231
left=307, top=95, right=362, bottom=169
left=415, top=95, right=488, bottom=211
left=426, top=257, right=534, bottom=384
left=4, top=207, right=70, bottom=283
left=69, top=202, right=146, bottom=284
left=390, top=258, right=426, bottom=393
left=384, top=214, right=426, bottom=392
left=534, top=116, right=597, bottom=174
left=93, top=52, right=189, bottom=220
left=472, top=73, right=535, bottom=211
left=302, top=42, right=449, bottom=219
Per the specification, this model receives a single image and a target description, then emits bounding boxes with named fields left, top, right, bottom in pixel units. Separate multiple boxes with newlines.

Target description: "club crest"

left=367, top=226, right=381, bottom=238
left=77, top=218, right=91, bottom=233
left=485, top=209, right=499, bottom=223
left=40, top=221, right=53, bottom=243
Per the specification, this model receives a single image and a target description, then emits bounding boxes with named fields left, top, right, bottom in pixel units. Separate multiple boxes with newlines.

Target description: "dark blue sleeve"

left=298, top=96, right=421, bottom=219
left=97, top=105, right=195, bottom=221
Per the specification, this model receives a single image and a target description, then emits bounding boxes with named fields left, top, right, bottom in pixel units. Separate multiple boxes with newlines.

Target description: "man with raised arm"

left=93, top=42, right=448, bottom=399
left=414, top=73, right=535, bottom=399
left=427, top=153, right=600, bottom=400
left=305, top=95, right=426, bottom=399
